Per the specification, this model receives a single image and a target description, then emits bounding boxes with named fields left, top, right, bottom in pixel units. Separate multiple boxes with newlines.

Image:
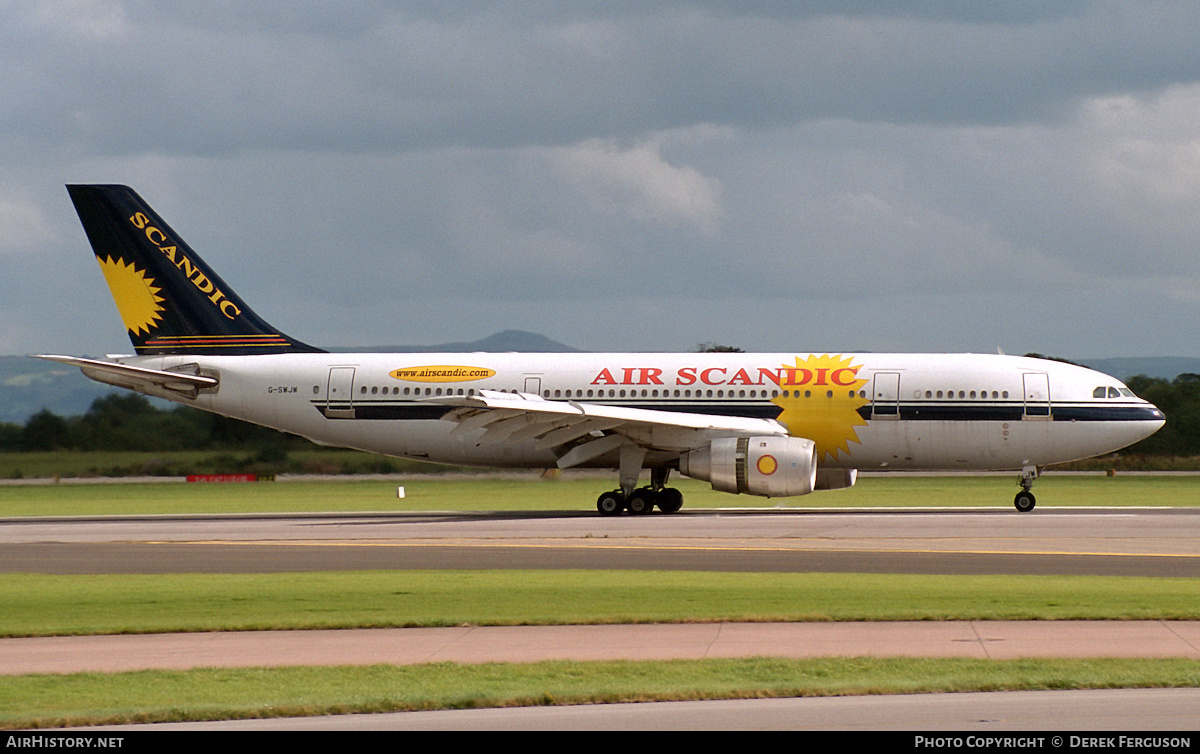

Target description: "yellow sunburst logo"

left=771, top=354, right=869, bottom=462
left=96, top=255, right=165, bottom=336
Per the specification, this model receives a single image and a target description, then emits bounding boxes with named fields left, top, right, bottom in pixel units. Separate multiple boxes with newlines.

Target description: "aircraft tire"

left=626, top=489, right=655, bottom=516
left=1014, top=491, right=1036, bottom=513
left=657, top=488, right=684, bottom=514
left=597, top=491, right=625, bottom=517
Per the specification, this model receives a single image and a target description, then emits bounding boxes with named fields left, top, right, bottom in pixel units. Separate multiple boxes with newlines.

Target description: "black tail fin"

left=67, top=184, right=324, bottom=355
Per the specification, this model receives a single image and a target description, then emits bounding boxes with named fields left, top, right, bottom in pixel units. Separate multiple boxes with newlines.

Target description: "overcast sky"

left=4, top=1, right=1200, bottom=359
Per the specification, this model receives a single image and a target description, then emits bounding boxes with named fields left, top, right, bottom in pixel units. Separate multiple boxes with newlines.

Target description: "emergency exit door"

left=326, top=367, right=356, bottom=419
left=872, top=372, right=901, bottom=418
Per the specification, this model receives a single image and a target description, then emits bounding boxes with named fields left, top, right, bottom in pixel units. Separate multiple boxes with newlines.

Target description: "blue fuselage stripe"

left=312, top=401, right=1162, bottom=423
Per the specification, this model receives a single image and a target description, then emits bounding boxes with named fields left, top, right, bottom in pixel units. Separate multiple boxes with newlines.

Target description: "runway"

left=3, top=506, right=1200, bottom=576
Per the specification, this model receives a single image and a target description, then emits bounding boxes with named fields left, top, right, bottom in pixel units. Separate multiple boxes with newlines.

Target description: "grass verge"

left=6, top=657, right=1200, bottom=729
left=5, top=571, right=1200, bottom=637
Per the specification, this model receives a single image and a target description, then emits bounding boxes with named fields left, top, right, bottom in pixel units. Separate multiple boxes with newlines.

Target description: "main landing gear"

left=596, top=486, right=684, bottom=516
left=1014, top=465, right=1039, bottom=512
left=595, top=462, right=684, bottom=517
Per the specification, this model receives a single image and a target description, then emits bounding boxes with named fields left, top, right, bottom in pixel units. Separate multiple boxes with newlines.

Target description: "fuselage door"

left=326, top=367, right=356, bottom=419
left=871, top=372, right=901, bottom=418
left=1022, top=372, right=1051, bottom=419
left=524, top=376, right=542, bottom=396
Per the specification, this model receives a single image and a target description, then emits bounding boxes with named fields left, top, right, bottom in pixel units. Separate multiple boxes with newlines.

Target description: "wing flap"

left=425, top=389, right=788, bottom=456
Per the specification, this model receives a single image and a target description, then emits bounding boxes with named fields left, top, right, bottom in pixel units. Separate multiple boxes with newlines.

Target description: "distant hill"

left=0, top=355, right=121, bottom=424
left=332, top=329, right=581, bottom=354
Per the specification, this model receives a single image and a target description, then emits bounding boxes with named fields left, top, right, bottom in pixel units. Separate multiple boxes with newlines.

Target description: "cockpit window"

left=1120, top=388, right=1135, bottom=397
left=1108, top=387, right=1122, bottom=398
left=1093, top=387, right=1106, bottom=398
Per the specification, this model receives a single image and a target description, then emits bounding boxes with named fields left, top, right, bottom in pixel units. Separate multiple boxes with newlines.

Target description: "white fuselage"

left=121, top=351, right=1164, bottom=475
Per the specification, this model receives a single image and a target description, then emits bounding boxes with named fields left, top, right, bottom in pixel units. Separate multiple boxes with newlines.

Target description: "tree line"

left=0, top=393, right=306, bottom=454
left=1121, top=374, right=1200, bottom=457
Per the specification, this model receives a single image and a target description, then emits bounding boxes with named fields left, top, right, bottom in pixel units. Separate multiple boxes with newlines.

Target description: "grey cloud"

left=6, top=1, right=1200, bottom=162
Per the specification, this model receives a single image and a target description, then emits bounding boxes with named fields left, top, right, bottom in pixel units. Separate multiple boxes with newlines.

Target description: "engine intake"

left=679, top=436, right=817, bottom=497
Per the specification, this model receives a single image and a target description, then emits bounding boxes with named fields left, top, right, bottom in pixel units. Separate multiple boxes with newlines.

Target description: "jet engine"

left=678, top=436, right=817, bottom=497
left=815, top=468, right=857, bottom=491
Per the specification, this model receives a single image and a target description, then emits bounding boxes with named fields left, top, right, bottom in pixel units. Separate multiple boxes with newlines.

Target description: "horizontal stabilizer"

left=34, top=354, right=217, bottom=398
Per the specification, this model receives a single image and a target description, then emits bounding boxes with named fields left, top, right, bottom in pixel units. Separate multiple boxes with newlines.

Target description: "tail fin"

left=66, top=184, right=324, bottom=355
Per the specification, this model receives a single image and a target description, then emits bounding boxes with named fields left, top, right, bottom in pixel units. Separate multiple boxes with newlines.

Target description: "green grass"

left=6, top=657, right=1200, bottom=729
left=5, top=571, right=1200, bottom=638
left=1, top=473, right=1198, bottom=517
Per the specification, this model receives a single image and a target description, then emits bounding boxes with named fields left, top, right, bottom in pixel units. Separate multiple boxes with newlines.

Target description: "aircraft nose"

left=1144, top=404, right=1166, bottom=435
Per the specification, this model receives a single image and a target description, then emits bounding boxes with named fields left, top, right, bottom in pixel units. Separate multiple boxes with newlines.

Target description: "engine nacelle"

left=678, top=436, right=817, bottom=497
left=815, top=468, right=857, bottom=491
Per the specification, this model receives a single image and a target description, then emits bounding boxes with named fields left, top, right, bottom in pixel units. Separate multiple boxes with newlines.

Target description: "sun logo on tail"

left=97, top=255, right=165, bottom=336
left=771, top=354, right=869, bottom=462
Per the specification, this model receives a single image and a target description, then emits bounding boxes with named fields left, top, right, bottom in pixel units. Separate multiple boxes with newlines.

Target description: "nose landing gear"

left=1014, top=465, right=1039, bottom=512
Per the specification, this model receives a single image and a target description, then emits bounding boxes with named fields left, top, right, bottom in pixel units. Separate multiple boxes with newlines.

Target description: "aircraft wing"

left=428, top=389, right=787, bottom=467
left=33, top=355, right=218, bottom=397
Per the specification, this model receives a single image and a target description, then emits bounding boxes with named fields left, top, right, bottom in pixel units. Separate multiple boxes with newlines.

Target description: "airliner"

left=38, top=185, right=1165, bottom=514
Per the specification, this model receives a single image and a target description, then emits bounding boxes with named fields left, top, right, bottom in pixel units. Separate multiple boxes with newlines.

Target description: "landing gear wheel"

left=1014, top=491, right=1036, bottom=513
left=597, top=491, right=625, bottom=517
left=626, top=489, right=656, bottom=516
left=657, top=488, right=683, bottom=514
